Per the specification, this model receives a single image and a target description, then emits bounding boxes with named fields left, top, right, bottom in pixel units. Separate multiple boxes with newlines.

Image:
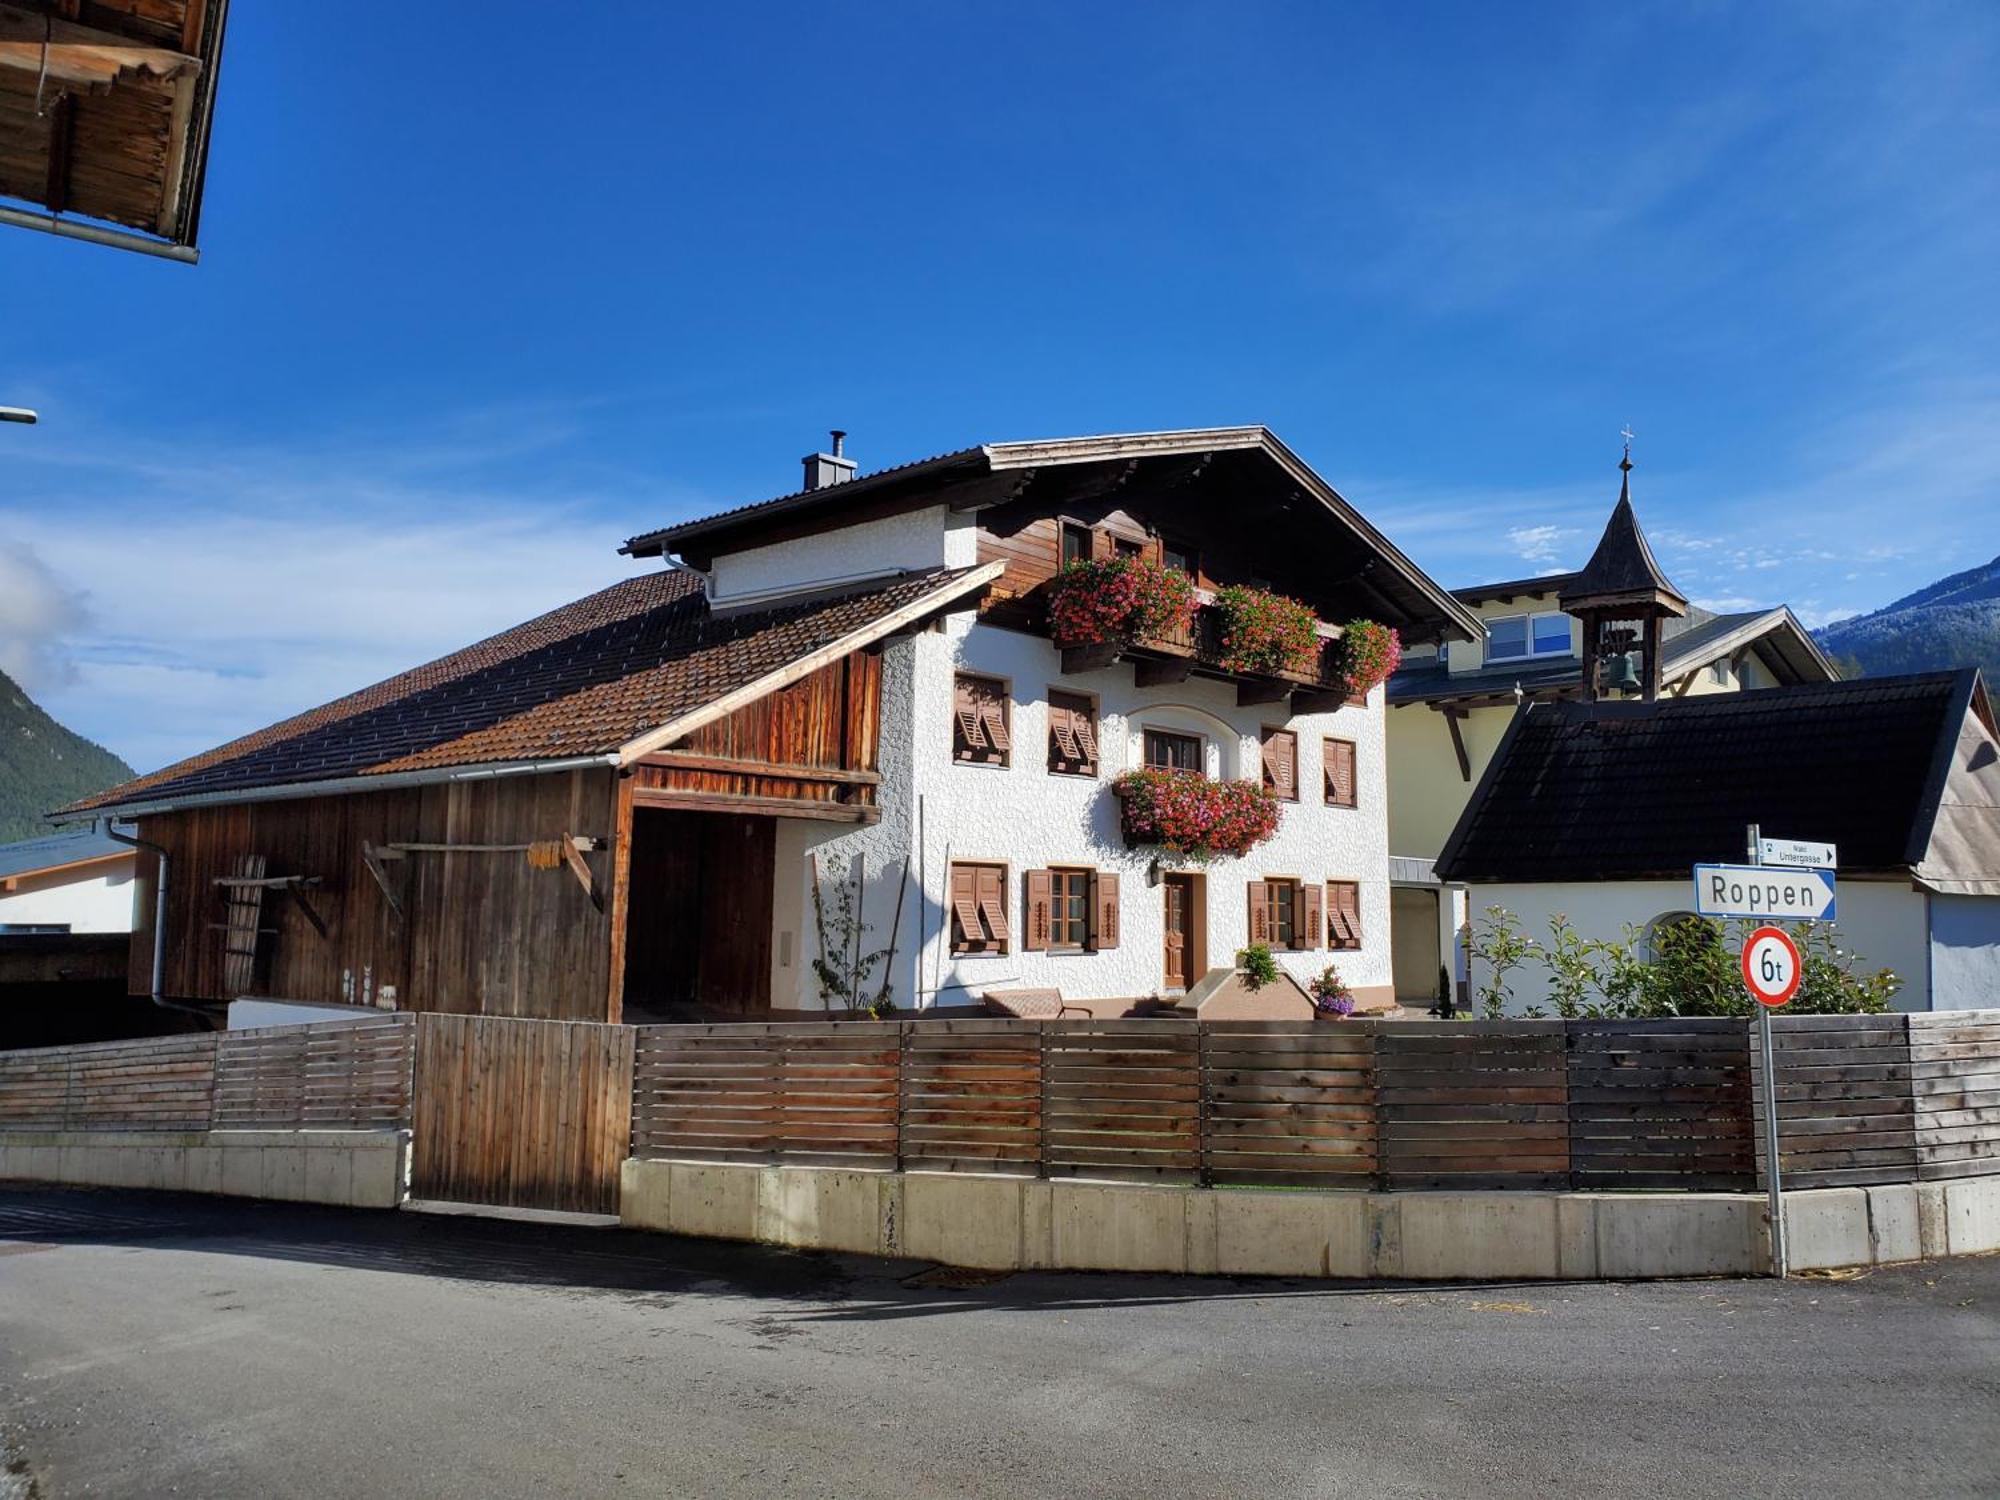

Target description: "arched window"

left=1643, top=910, right=1707, bottom=963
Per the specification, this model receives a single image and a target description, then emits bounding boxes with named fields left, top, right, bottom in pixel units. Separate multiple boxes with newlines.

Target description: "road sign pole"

left=1749, top=823, right=1787, bottom=1279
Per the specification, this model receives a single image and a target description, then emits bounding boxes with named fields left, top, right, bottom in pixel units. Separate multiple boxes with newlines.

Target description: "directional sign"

left=1757, top=837, right=1837, bottom=871
left=1693, top=863, right=1837, bottom=922
left=1741, top=925, right=1802, bottom=1007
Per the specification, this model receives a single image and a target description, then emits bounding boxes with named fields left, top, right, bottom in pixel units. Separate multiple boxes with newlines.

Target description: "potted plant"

left=1047, top=556, right=1199, bottom=647
left=1213, top=584, right=1322, bottom=677
left=1329, top=619, right=1402, bottom=698
left=1112, top=768, right=1282, bottom=861
left=1309, top=964, right=1356, bottom=1019
left=1237, top=942, right=1281, bottom=992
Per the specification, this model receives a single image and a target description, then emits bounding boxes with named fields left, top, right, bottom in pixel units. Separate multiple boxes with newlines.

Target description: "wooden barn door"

left=409, top=1014, right=635, bottom=1213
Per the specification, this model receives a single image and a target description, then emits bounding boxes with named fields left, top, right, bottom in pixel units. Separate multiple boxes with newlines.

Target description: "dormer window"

left=1489, top=611, right=1573, bottom=662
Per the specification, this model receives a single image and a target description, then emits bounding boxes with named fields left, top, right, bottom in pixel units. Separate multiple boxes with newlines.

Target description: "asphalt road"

left=1, top=1186, right=1996, bottom=1499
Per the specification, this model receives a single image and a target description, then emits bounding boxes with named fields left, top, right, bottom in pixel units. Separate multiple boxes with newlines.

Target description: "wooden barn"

left=56, top=565, right=998, bottom=1025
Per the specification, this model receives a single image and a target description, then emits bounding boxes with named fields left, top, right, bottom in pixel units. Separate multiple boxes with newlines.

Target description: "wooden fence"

left=630, top=1014, right=1999, bottom=1193
left=0, top=1017, right=416, bottom=1134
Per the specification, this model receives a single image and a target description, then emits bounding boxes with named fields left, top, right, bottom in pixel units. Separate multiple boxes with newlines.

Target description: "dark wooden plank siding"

left=131, top=768, right=620, bottom=1022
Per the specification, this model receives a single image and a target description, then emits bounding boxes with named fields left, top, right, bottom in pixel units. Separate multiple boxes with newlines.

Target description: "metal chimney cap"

left=829, top=429, right=846, bottom=457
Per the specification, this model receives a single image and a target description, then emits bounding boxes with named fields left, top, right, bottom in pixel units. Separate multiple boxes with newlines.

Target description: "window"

left=1248, top=878, right=1322, bottom=951
left=1144, top=727, right=1203, bottom=772
left=949, top=862, right=1010, bottom=954
left=1532, top=613, right=1572, bottom=656
left=1060, top=523, right=1092, bottom=567
left=952, top=673, right=1011, bottom=766
left=1324, top=737, right=1357, bottom=808
left=1260, top=727, right=1298, bottom=800
left=1326, top=881, right=1362, bottom=950
left=1161, top=539, right=1198, bottom=577
left=1023, top=867, right=1121, bottom=951
left=1110, top=534, right=1145, bottom=560
left=1047, top=689, right=1099, bottom=777
left=1489, top=612, right=1572, bottom=663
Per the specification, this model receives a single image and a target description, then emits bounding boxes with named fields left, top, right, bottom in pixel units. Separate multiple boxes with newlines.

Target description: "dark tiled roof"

left=1451, top=571, right=1578, bottom=605
left=1558, top=485, right=1688, bottom=613
left=0, top=829, right=130, bottom=881
left=1436, top=672, right=1976, bottom=882
left=63, top=567, right=984, bottom=815
left=1387, top=655, right=1583, bottom=706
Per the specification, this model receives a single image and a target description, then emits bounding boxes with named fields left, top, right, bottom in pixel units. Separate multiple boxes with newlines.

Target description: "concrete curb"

left=0, top=1129, right=410, bottom=1209
left=621, top=1158, right=2000, bottom=1280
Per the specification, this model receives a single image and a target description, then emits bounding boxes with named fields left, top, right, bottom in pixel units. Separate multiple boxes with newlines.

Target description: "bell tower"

left=1559, top=438, right=1688, bottom=702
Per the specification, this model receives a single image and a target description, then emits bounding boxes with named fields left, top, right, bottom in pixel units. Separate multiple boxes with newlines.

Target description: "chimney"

left=801, top=429, right=856, bottom=491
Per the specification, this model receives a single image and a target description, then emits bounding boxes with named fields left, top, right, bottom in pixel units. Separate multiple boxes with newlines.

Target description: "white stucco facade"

left=764, top=608, right=1392, bottom=1012
left=0, top=858, right=136, bottom=934
left=707, top=506, right=969, bottom=605
left=1462, top=877, right=1937, bottom=1013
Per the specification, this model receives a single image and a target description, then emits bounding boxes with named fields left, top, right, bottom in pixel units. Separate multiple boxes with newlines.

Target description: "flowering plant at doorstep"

left=1329, top=619, right=1402, bottom=698
left=1047, top=556, right=1199, bottom=646
left=1112, top=768, right=1281, bottom=861
left=1309, top=964, right=1356, bottom=1018
left=1237, top=942, right=1281, bottom=992
left=1212, top=584, right=1322, bottom=677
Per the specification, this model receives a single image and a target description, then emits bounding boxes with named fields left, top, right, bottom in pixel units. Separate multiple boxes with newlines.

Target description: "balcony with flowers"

left=1046, top=557, right=1402, bottom=711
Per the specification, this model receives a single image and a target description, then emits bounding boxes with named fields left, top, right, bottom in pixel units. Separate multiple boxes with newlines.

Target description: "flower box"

left=1112, top=768, right=1281, bottom=861
left=1047, top=557, right=1199, bottom=649
left=1328, top=620, right=1403, bottom=699
left=1212, top=585, right=1323, bottom=679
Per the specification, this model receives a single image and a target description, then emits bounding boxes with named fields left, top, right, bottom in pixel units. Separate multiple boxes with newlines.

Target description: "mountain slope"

left=0, top=671, right=134, bottom=842
left=1817, top=554, right=2000, bottom=679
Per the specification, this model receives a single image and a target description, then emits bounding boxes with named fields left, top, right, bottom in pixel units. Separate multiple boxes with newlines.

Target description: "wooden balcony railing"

left=1059, top=592, right=1354, bottom=710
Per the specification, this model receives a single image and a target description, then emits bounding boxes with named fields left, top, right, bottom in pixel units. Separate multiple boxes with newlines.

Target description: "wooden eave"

left=0, top=0, right=230, bottom=254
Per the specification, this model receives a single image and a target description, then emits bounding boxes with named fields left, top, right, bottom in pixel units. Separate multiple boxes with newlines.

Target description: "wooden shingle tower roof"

left=1558, top=451, right=1688, bottom=617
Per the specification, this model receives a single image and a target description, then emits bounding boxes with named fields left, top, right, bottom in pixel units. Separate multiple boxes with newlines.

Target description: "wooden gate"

left=409, top=1014, right=635, bottom=1213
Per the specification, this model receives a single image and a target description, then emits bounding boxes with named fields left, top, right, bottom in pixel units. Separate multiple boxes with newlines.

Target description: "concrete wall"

left=622, top=1158, right=2000, bottom=1280
left=0, top=859, right=136, bottom=934
left=0, top=1129, right=409, bottom=1208
left=1930, top=894, right=2000, bottom=1011
left=1464, top=877, right=1933, bottom=1012
left=767, top=598, right=1395, bottom=1012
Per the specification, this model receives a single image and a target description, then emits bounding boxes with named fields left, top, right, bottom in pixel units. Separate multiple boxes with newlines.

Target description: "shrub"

left=1048, top=557, right=1198, bottom=646
left=1238, top=942, right=1281, bottom=992
left=1112, top=768, right=1281, bottom=861
left=1469, top=905, right=1538, bottom=1018
left=1330, top=620, right=1403, bottom=698
left=1213, top=584, right=1322, bottom=677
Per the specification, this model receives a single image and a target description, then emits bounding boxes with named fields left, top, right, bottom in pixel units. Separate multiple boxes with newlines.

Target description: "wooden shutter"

left=1089, top=871, right=1120, bottom=951
left=1261, top=729, right=1295, bottom=798
left=949, top=865, right=981, bottom=949
left=980, top=695, right=1011, bottom=754
left=1326, top=738, right=1356, bottom=807
left=1024, top=869, right=1053, bottom=951
left=975, top=865, right=1010, bottom=944
left=1247, top=881, right=1271, bottom=945
left=1073, top=706, right=1098, bottom=770
left=1328, top=882, right=1361, bottom=949
left=1298, top=883, right=1324, bottom=951
left=1341, top=883, right=1362, bottom=947
left=954, top=676, right=987, bottom=757
left=1050, top=706, right=1080, bottom=762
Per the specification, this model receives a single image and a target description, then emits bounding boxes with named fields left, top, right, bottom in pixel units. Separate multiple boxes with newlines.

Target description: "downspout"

left=99, top=820, right=213, bottom=1024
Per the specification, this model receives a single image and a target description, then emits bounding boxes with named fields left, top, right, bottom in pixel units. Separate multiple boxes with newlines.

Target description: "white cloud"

left=0, top=541, right=89, bottom=693
left=1507, top=524, right=1573, bottom=567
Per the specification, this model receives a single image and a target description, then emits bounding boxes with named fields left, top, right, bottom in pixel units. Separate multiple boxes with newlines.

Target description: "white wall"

left=1930, top=894, right=2000, bottom=1011
left=1462, top=877, right=1934, bottom=1013
left=772, top=608, right=1394, bottom=1011
left=707, top=505, right=968, bottom=604
left=0, top=860, right=136, bottom=934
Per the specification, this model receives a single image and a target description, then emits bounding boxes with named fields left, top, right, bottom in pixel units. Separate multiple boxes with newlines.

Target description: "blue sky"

left=1, top=1, right=1996, bottom=772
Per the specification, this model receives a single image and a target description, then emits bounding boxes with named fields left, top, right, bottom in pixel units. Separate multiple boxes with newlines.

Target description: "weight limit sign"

left=1741, top=925, right=1802, bottom=1008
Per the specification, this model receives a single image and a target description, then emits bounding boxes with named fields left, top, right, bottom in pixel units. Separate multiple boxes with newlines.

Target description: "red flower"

left=1331, top=620, right=1402, bottom=697
left=1213, top=585, right=1322, bottom=677
left=1112, top=769, right=1282, bottom=860
left=1048, top=558, right=1198, bottom=646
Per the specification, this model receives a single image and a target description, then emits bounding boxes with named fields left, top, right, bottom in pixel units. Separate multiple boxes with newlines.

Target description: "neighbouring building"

left=56, top=427, right=1479, bottom=1023
left=0, top=829, right=135, bottom=935
left=1384, top=453, right=1837, bottom=1007
left=0, top=829, right=151, bottom=1050
left=1436, top=669, right=2000, bottom=1013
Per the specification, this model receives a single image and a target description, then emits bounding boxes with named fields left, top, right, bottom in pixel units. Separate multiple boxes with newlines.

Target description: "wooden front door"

left=1163, top=874, right=1196, bottom=992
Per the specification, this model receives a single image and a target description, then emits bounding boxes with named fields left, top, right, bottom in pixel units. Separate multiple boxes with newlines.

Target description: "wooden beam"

left=0, top=4, right=202, bottom=89
left=1061, top=642, right=1124, bottom=675
left=41, top=92, right=72, bottom=213
left=1236, top=678, right=1292, bottom=707
left=561, top=832, right=603, bottom=913
left=1290, top=688, right=1347, bottom=715
left=1442, top=707, right=1473, bottom=782
left=1132, top=656, right=1193, bottom=688
left=636, top=750, right=881, bottom=785
left=383, top=839, right=604, bottom=855
left=360, top=841, right=405, bottom=922
left=629, top=786, right=881, bottom=824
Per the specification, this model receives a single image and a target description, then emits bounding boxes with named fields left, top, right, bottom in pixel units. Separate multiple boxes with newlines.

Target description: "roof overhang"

left=1662, top=607, right=1840, bottom=685
left=626, top=427, right=1483, bottom=643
